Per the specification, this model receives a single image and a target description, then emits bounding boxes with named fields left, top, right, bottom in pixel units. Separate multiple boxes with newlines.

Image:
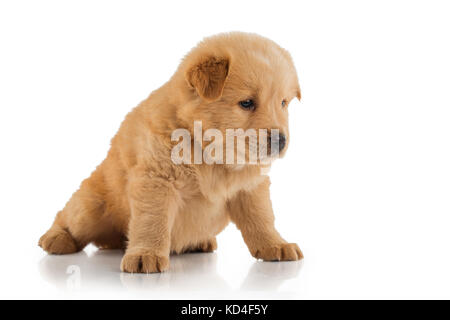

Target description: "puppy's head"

left=177, top=32, right=301, bottom=165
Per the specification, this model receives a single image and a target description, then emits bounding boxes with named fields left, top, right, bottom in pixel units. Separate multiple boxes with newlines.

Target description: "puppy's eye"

left=239, top=99, right=255, bottom=110
left=281, top=99, right=287, bottom=108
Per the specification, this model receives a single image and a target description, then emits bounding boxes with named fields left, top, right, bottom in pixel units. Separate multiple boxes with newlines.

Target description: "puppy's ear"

left=186, top=57, right=229, bottom=101
left=296, top=85, right=301, bottom=101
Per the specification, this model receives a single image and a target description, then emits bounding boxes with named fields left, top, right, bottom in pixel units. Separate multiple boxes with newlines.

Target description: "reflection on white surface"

left=241, top=260, right=303, bottom=291
left=38, top=249, right=302, bottom=294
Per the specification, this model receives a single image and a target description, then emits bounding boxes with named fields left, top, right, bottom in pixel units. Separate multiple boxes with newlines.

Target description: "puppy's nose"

left=278, top=133, right=286, bottom=152
left=268, top=132, right=286, bottom=153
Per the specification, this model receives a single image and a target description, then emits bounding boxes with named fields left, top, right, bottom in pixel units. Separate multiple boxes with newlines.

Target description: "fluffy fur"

left=39, top=32, right=303, bottom=273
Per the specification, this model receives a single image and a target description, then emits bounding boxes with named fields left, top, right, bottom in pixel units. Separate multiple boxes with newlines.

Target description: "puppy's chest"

left=170, top=175, right=234, bottom=249
left=170, top=169, right=265, bottom=250
left=181, top=167, right=265, bottom=206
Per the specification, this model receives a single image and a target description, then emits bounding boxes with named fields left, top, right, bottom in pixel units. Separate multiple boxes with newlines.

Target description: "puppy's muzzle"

left=268, top=133, right=286, bottom=154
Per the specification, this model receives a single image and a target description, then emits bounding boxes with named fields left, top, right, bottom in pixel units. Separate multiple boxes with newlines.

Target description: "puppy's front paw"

left=120, top=251, right=169, bottom=273
left=253, top=243, right=303, bottom=261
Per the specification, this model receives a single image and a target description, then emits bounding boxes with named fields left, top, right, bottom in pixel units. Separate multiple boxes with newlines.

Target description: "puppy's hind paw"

left=39, top=228, right=79, bottom=255
left=197, top=238, right=217, bottom=252
left=253, top=243, right=303, bottom=261
left=120, top=251, right=169, bottom=273
left=184, top=238, right=217, bottom=253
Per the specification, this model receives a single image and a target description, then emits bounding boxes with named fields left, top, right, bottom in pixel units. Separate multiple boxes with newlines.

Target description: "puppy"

left=39, top=32, right=303, bottom=273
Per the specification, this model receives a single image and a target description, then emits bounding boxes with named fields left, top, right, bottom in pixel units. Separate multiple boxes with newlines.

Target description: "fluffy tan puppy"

left=39, top=32, right=303, bottom=273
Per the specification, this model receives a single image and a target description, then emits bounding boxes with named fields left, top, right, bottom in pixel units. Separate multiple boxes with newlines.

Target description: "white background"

left=0, top=0, right=449, bottom=299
